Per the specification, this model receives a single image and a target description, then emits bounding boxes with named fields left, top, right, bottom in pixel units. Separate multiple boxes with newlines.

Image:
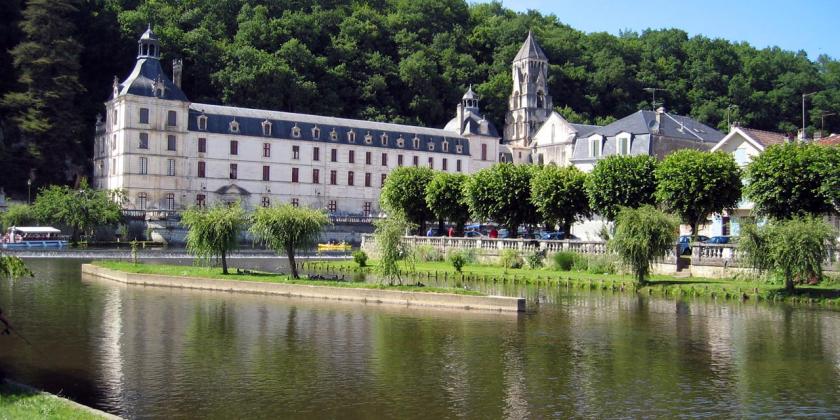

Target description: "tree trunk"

left=690, top=222, right=698, bottom=241
left=563, top=220, right=572, bottom=238
left=509, top=224, right=518, bottom=238
left=438, top=218, right=444, bottom=236
left=456, top=221, right=465, bottom=236
left=288, top=246, right=298, bottom=279
left=221, top=249, right=228, bottom=274
left=785, top=277, right=795, bottom=294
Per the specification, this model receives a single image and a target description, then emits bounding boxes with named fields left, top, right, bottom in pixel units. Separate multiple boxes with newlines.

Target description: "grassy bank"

left=0, top=381, right=109, bottom=419
left=93, top=261, right=482, bottom=296
left=310, top=259, right=840, bottom=306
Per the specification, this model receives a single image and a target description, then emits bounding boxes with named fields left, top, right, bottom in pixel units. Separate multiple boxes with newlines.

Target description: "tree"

left=585, top=155, right=658, bottom=221
left=463, top=163, right=536, bottom=237
left=180, top=202, right=247, bottom=275
left=818, top=146, right=840, bottom=212
left=530, top=164, right=590, bottom=234
left=744, top=143, right=833, bottom=219
left=373, top=214, right=414, bottom=285
left=32, top=180, right=122, bottom=243
left=739, top=217, right=836, bottom=293
left=380, top=166, right=435, bottom=234
left=609, top=205, right=678, bottom=285
left=250, top=204, right=330, bottom=279
left=425, top=172, right=469, bottom=235
left=654, top=150, right=742, bottom=237
left=1, top=203, right=36, bottom=230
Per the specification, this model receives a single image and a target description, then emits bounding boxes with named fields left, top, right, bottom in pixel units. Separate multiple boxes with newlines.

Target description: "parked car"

left=678, top=235, right=711, bottom=255
left=539, top=231, right=579, bottom=240
left=463, top=230, right=485, bottom=238
left=703, top=236, right=730, bottom=244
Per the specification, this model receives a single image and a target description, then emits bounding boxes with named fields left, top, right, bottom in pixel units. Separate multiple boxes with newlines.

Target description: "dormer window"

left=413, top=136, right=420, bottom=149
left=364, top=132, right=373, bottom=144
left=396, top=136, right=405, bottom=148
left=197, top=114, right=207, bottom=131
left=456, top=144, right=463, bottom=154
left=616, top=133, right=631, bottom=155
left=589, top=135, right=603, bottom=158
left=229, top=119, right=240, bottom=133
left=380, top=133, right=388, bottom=146
left=312, top=126, right=321, bottom=139
left=428, top=142, right=435, bottom=151
left=330, top=129, right=338, bottom=141
left=347, top=130, right=356, bottom=143
left=291, top=124, right=301, bottom=138
left=261, top=120, right=272, bottom=136
left=442, top=141, right=449, bottom=152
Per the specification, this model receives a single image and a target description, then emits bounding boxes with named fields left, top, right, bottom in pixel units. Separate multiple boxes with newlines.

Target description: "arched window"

left=291, top=124, right=301, bottom=138
left=380, top=133, right=388, bottom=146
left=347, top=130, right=356, bottom=143
left=513, top=92, right=520, bottom=109
left=412, top=136, right=420, bottom=149
left=261, top=120, right=272, bottom=136
left=537, top=91, right=545, bottom=108
left=330, top=129, right=338, bottom=141
left=312, top=126, right=320, bottom=139
left=197, top=114, right=208, bottom=131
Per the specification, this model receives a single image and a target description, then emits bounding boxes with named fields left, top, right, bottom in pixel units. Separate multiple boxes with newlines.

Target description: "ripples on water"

left=0, top=259, right=838, bottom=418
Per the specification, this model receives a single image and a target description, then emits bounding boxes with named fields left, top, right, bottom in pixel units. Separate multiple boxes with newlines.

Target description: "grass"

left=313, top=259, right=840, bottom=306
left=0, top=381, right=106, bottom=420
left=93, top=261, right=483, bottom=296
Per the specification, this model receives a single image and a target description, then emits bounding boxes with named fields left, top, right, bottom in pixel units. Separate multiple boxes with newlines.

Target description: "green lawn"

left=314, top=259, right=840, bottom=305
left=0, top=381, right=106, bottom=420
left=93, top=261, right=483, bottom=296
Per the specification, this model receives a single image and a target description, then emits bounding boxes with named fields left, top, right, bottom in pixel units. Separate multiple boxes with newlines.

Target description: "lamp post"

left=726, top=104, right=739, bottom=131
left=801, top=92, right=817, bottom=139
left=26, top=179, right=31, bottom=205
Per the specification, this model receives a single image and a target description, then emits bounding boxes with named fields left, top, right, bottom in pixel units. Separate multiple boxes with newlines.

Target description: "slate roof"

left=116, top=58, right=188, bottom=102
left=740, top=127, right=789, bottom=147
left=591, top=110, right=724, bottom=143
left=816, top=133, right=840, bottom=146
left=570, top=123, right=601, bottom=137
left=513, top=31, right=548, bottom=61
left=443, top=110, right=499, bottom=137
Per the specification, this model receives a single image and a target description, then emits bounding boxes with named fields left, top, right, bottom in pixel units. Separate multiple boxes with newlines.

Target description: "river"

left=0, top=258, right=838, bottom=418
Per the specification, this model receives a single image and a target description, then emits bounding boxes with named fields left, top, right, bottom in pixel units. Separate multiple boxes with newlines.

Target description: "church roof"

left=462, top=85, right=478, bottom=100
left=139, top=25, right=158, bottom=41
left=116, top=58, right=188, bottom=102
left=513, top=31, right=548, bottom=61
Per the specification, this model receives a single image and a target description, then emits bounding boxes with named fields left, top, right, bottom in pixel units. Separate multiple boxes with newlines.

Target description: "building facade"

left=93, top=28, right=500, bottom=214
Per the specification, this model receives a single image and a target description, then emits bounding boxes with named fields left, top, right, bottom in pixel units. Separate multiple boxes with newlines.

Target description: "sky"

left=502, top=0, right=838, bottom=60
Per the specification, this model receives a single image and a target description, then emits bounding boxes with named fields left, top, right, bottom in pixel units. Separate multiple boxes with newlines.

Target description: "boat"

left=1, top=226, right=69, bottom=249
left=317, top=241, right=352, bottom=252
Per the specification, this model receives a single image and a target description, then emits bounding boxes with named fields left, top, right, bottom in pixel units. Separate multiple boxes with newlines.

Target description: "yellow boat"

left=317, top=242, right=352, bottom=252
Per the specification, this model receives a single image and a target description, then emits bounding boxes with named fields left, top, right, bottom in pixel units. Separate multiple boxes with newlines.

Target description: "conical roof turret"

left=513, top=30, right=547, bottom=61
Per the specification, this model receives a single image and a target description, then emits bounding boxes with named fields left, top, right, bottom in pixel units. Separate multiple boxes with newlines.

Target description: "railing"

left=121, top=209, right=382, bottom=225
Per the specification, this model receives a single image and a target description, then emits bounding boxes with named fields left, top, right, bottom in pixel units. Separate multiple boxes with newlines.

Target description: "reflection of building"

left=93, top=28, right=500, bottom=213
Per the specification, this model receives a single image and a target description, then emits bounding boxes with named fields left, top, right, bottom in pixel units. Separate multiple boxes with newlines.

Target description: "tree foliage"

left=463, top=163, right=536, bottom=236
left=585, top=155, right=658, bottom=221
left=0, top=254, right=33, bottom=280
left=1, top=203, right=37, bottom=230
left=250, top=204, right=330, bottom=279
left=374, top=214, right=413, bottom=285
left=425, top=172, right=469, bottom=234
left=530, top=164, right=590, bottom=234
left=31, top=180, right=122, bottom=243
left=380, top=166, right=434, bottom=234
left=609, top=205, right=678, bottom=285
left=818, top=146, right=840, bottom=212
left=744, top=142, right=833, bottom=219
left=180, top=202, right=247, bottom=274
left=654, top=150, right=742, bottom=236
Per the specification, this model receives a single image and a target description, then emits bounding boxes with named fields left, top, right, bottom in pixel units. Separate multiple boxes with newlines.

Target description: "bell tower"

left=504, top=31, right=552, bottom=152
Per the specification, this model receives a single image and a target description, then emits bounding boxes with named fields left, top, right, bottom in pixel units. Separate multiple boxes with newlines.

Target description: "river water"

left=0, top=258, right=838, bottom=419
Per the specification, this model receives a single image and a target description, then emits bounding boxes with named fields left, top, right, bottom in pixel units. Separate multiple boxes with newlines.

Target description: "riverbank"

left=0, top=379, right=120, bottom=419
left=85, top=262, right=525, bottom=312
left=313, top=260, right=840, bottom=306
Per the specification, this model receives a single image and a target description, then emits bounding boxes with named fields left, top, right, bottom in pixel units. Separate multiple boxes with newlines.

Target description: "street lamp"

left=26, top=179, right=31, bottom=205
left=726, top=104, right=739, bottom=131
left=802, top=92, right=817, bottom=139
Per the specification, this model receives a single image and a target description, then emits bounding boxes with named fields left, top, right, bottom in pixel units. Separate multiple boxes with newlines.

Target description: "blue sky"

left=502, top=0, right=838, bottom=60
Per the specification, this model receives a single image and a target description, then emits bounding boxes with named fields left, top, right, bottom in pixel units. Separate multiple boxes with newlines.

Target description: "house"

left=531, top=112, right=600, bottom=166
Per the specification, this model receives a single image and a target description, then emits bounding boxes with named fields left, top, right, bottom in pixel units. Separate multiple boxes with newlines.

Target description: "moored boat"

left=1, top=226, right=69, bottom=249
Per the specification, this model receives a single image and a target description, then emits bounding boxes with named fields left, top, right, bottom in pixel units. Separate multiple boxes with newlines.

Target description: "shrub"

left=415, top=244, right=443, bottom=262
left=448, top=251, right=467, bottom=273
left=553, top=252, right=576, bottom=271
left=525, top=251, right=545, bottom=269
left=499, top=249, right=523, bottom=270
left=352, top=250, right=368, bottom=267
left=609, top=205, right=678, bottom=285
left=585, top=255, right=617, bottom=275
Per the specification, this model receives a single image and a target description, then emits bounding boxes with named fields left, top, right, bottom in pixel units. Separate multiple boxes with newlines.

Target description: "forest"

left=1, top=0, right=839, bottom=195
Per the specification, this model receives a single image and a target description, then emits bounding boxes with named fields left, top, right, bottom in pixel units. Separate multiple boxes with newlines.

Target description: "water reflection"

left=0, top=259, right=837, bottom=418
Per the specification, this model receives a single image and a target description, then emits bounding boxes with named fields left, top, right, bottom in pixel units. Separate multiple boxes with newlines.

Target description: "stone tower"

left=504, top=31, right=553, bottom=160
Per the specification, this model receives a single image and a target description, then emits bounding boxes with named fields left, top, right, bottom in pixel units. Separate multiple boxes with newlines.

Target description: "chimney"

left=172, top=59, right=183, bottom=88
left=653, top=106, right=665, bottom=135
left=457, top=102, right=465, bottom=135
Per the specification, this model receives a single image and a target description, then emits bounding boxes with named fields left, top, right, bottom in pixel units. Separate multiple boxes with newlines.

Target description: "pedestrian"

left=489, top=228, right=498, bottom=239
left=448, top=226, right=454, bottom=237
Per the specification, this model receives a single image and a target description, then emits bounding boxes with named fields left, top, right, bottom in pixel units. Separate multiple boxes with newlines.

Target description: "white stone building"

left=93, top=28, right=500, bottom=214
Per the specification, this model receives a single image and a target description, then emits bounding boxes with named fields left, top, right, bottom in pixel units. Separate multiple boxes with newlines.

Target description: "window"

left=442, top=141, right=449, bottom=152
left=291, top=167, right=299, bottom=183
left=139, top=157, right=148, bottom=175
left=291, top=198, right=299, bottom=207
left=291, top=124, right=301, bottom=138
left=167, top=159, right=175, bottom=176
left=197, top=161, right=206, bottom=178
left=197, top=115, right=207, bottom=131
left=167, top=135, right=176, bottom=151
left=481, top=143, right=487, bottom=160
left=413, top=136, right=420, bottom=149
left=261, top=196, right=270, bottom=207
left=312, top=126, right=320, bottom=139
left=364, top=132, right=373, bottom=144
left=348, top=150, right=355, bottom=163
left=262, top=120, right=272, bottom=136
left=229, top=119, right=240, bottom=133
left=456, top=144, right=463, bottom=154
left=330, top=170, right=337, bottom=185
left=456, top=159, right=462, bottom=172
left=397, top=154, right=403, bottom=166
left=348, top=171, right=354, bottom=186
left=363, top=201, right=372, bottom=216
left=229, top=164, right=238, bottom=179
left=137, top=192, right=147, bottom=210
left=111, top=158, right=116, bottom=174
left=263, top=143, right=271, bottom=158
left=428, top=142, right=435, bottom=151
left=381, top=173, right=387, bottom=187
left=196, top=194, right=206, bottom=208
left=381, top=153, right=388, bottom=166
left=347, top=130, right=356, bottom=143
left=165, top=193, right=175, bottom=210
left=428, top=157, right=434, bottom=168
left=167, top=110, right=177, bottom=127
left=442, top=158, right=448, bottom=171
left=313, top=147, right=320, bottom=161
left=230, top=140, right=238, bottom=155
left=617, top=134, right=631, bottom=155
left=139, top=108, right=149, bottom=124
left=330, top=129, right=338, bottom=141
left=198, top=138, right=206, bottom=153
left=380, top=133, right=388, bottom=146
left=312, top=168, right=320, bottom=184
left=112, top=134, right=116, bottom=150
left=413, top=156, right=419, bottom=167
left=330, top=148, right=337, bottom=162
left=327, top=200, right=337, bottom=213
left=365, top=173, right=371, bottom=187
left=589, top=137, right=602, bottom=158
left=292, top=145, right=300, bottom=159
left=365, top=152, right=371, bottom=165
left=262, top=165, right=270, bottom=181
left=397, top=136, right=405, bottom=148
left=139, top=133, right=148, bottom=149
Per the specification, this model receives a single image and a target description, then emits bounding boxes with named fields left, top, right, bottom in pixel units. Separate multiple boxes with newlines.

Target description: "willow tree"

left=250, top=204, right=330, bottom=279
left=181, top=202, right=247, bottom=274
left=609, top=205, right=678, bottom=285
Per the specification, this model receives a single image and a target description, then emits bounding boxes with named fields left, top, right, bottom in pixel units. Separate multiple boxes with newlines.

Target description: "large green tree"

left=463, top=163, right=536, bottom=237
left=530, top=164, right=590, bottom=235
left=744, top=142, right=833, bottom=219
left=609, top=205, right=679, bottom=285
left=655, top=150, right=742, bottom=237
left=380, top=166, right=435, bottom=235
left=585, top=155, right=658, bottom=221
left=250, top=204, right=330, bottom=279
left=180, top=202, right=247, bottom=274
left=425, top=172, right=469, bottom=235
left=32, top=180, right=122, bottom=243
